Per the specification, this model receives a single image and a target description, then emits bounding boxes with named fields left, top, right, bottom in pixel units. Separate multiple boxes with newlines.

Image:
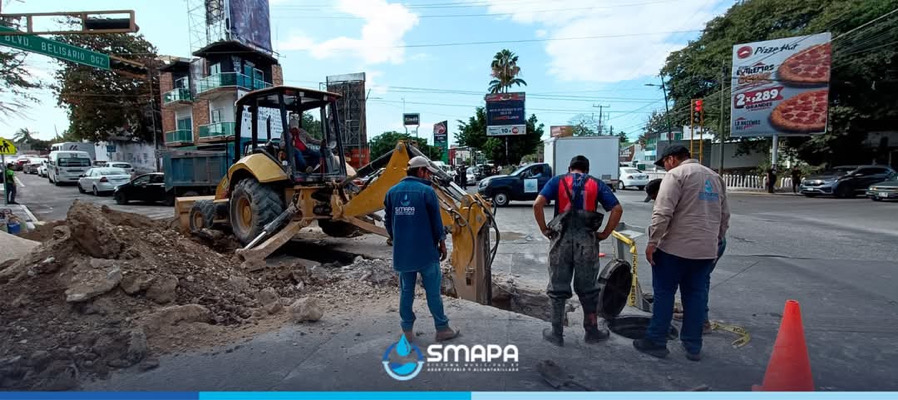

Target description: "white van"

left=48, top=150, right=92, bottom=186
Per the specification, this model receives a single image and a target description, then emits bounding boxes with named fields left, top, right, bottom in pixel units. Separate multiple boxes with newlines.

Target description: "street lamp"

left=645, top=78, right=673, bottom=142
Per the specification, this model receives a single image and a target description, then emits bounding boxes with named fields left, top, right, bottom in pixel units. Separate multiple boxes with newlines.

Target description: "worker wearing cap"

left=533, top=155, right=623, bottom=346
left=635, top=145, right=729, bottom=361
left=384, top=156, right=459, bottom=343
left=645, top=177, right=727, bottom=334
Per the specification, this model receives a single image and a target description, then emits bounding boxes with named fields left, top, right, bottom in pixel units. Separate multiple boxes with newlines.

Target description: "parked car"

left=465, top=167, right=477, bottom=185
left=432, top=161, right=456, bottom=180
left=23, top=157, right=46, bottom=174
left=800, top=165, right=896, bottom=198
left=867, top=175, right=898, bottom=201
left=618, top=167, right=650, bottom=190
left=113, top=173, right=167, bottom=205
left=108, top=162, right=135, bottom=176
left=478, top=163, right=553, bottom=206
left=13, top=157, right=29, bottom=171
left=92, top=160, right=108, bottom=167
left=78, top=167, right=132, bottom=196
left=37, top=163, right=48, bottom=177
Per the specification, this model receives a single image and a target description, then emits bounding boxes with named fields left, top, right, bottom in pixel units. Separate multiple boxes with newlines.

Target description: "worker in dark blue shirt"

left=384, top=156, right=459, bottom=343
left=533, top=155, right=623, bottom=346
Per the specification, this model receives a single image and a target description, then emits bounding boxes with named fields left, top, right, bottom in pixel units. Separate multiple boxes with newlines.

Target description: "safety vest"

left=291, top=128, right=307, bottom=151
left=556, top=173, right=601, bottom=214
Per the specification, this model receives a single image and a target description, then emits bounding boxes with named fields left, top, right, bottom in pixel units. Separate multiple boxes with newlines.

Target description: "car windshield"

left=622, top=168, right=640, bottom=174
left=822, top=167, right=855, bottom=176
left=111, top=163, right=131, bottom=168
left=510, top=165, right=531, bottom=176
left=58, top=157, right=91, bottom=167
left=96, top=168, right=128, bottom=176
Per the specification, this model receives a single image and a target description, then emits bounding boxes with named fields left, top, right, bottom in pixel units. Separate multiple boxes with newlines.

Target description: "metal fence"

left=644, top=171, right=794, bottom=192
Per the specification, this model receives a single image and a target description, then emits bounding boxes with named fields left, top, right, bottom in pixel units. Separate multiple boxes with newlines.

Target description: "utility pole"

left=718, top=64, right=727, bottom=173
left=593, top=104, right=610, bottom=135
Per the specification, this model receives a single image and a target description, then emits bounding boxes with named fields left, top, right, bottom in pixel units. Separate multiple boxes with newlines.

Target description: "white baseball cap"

left=407, top=156, right=439, bottom=173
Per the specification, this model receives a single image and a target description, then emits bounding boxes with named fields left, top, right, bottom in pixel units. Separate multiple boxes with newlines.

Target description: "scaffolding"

left=325, top=73, right=367, bottom=165
left=186, top=0, right=228, bottom=53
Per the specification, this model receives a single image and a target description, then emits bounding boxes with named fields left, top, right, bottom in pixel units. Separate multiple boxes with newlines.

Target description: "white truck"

left=50, top=142, right=96, bottom=161
left=544, top=135, right=620, bottom=189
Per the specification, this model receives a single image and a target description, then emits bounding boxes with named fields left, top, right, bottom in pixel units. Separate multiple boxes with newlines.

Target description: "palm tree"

left=13, top=127, right=36, bottom=144
left=488, top=49, right=527, bottom=94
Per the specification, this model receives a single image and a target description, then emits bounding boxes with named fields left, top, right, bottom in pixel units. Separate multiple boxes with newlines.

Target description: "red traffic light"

left=694, top=99, right=703, bottom=112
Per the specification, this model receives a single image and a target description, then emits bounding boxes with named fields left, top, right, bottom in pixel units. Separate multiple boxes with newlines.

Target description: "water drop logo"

left=382, top=334, right=425, bottom=381
left=400, top=194, right=411, bottom=207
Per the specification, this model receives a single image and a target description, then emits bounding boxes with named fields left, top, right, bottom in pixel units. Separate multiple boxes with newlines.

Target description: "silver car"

left=108, top=162, right=135, bottom=176
left=78, top=167, right=132, bottom=196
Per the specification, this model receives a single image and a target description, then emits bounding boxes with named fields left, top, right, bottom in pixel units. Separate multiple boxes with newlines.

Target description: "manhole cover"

left=608, top=315, right=678, bottom=340
left=597, top=259, right=632, bottom=320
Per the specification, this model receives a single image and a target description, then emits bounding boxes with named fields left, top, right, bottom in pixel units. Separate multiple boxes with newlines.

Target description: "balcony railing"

left=196, top=72, right=272, bottom=94
left=163, top=88, right=192, bottom=105
left=164, top=129, right=193, bottom=144
left=198, top=122, right=236, bottom=139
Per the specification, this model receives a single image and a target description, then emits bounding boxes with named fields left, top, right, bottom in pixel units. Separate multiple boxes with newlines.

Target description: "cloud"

left=277, top=0, right=419, bottom=65
left=366, top=70, right=389, bottom=96
left=472, top=0, right=718, bottom=82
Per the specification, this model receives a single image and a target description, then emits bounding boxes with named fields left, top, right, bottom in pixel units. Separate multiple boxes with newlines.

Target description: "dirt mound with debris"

left=0, top=202, right=386, bottom=390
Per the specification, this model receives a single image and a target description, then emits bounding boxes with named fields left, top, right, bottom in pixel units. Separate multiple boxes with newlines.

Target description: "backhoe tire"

left=318, top=220, right=361, bottom=238
left=189, top=200, right=216, bottom=234
left=229, top=178, right=284, bottom=245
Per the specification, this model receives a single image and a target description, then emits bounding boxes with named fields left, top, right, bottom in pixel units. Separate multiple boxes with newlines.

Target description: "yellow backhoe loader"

left=175, top=86, right=498, bottom=304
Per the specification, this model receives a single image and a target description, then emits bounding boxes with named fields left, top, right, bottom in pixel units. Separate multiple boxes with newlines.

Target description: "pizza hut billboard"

left=730, top=32, right=831, bottom=137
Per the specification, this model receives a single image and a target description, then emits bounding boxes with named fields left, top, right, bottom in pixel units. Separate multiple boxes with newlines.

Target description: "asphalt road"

left=490, top=188, right=898, bottom=389
left=12, top=172, right=174, bottom=222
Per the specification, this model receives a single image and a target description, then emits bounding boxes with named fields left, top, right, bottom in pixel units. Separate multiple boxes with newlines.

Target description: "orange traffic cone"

left=753, top=300, right=814, bottom=391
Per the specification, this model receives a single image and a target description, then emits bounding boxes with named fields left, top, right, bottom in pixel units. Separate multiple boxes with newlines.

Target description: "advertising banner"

left=485, top=92, right=526, bottom=137
left=403, top=113, right=420, bottom=126
left=228, top=0, right=273, bottom=53
left=730, top=33, right=831, bottom=137
left=433, top=121, right=449, bottom=163
left=550, top=125, right=573, bottom=138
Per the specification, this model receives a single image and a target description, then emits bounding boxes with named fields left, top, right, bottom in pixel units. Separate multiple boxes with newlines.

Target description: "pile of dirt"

left=0, top=202, right=373, bottom=390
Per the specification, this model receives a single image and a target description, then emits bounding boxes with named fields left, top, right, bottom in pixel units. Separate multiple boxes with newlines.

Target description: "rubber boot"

left=583, top=312, right=610, bottom=343
left=542, top=301, right=565, bottom=347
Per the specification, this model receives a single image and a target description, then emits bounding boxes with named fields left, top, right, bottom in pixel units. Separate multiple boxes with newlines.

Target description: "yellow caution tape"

left=711, top=321, right=751, bottom=348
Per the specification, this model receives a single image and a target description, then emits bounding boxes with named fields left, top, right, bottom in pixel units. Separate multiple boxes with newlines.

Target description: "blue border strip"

left=201, top=393, right=470, bottom=400
left=0, top=393, right=197, bottom=400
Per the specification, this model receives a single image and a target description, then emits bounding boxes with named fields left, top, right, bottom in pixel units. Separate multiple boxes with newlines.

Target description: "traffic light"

left=694, top=99, right=703, bottom=113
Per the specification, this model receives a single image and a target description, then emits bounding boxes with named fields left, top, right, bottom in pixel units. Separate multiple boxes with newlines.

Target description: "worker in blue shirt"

left=384, top=156, right=459, bottom=343
left=533, top=155, right=623, bottom=346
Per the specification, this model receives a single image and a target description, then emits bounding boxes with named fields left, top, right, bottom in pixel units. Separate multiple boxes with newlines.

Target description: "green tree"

left=52, top=32, right=160, bottom=143
left=568, top=114, right=598, bottom=137
left=617, top=131, right=629, bottom=144
left=0, top=17, right=43, bottom=116
left=369, top=131, right=442, bottom=161
left=12, top=127, right=36, bottom=143
left=660, top=0, right=898, bottom=166
left=488, top=49, right=527, bottom=94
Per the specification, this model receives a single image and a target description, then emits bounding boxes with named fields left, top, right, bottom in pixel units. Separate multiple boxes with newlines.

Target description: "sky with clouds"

left=2, top=0, right=732, bottom=146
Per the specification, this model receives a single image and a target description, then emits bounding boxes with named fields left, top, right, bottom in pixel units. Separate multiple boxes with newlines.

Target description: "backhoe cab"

left=218, top=86, right=354, bottom=245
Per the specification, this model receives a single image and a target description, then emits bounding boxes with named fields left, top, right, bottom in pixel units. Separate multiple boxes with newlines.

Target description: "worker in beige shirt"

left=633, top=145, right=730, bottom=361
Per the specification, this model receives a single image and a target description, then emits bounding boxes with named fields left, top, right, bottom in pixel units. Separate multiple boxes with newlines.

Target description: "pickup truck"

left=477, top=163, right=553, bottom=206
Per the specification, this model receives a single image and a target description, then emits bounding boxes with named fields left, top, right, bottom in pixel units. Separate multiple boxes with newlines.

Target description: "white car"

left=37, top=162, right=48, bottom=177
left=23, top=157, right=47, bottom=174
left=466, top=167, right=477, bottom=185
left=108, top=162, right=135, bottom=176
left=618, top=167, right=650, bottom=190
left=78, top=167, right=132, bottom=196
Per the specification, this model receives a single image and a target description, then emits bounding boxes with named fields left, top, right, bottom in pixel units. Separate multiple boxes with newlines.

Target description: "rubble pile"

left=0, top=202, right=368, bottom=390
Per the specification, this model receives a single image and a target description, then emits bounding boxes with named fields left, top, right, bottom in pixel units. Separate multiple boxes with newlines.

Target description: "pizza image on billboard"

left=777, top=43, right=831, bottom=86
left=730, top=32, right=831, bottom=137
left=770, top=89, right=828, bottom=133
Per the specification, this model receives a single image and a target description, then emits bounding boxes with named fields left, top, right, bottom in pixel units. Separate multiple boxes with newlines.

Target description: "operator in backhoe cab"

left=384, top=156, right=460, bottom=343
left=289, top=126, right=322, bottom=173
left=533, top=155, right=623, bottom=347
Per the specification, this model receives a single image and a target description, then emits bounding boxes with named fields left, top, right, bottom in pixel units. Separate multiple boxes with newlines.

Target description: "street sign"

left=0, top=138, right=17, bottom=155
left=433, top=121, right=449, bottom=163
left=0, top=26, right=110, bottom=70
left=403, top=113, right=420, bottom=126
